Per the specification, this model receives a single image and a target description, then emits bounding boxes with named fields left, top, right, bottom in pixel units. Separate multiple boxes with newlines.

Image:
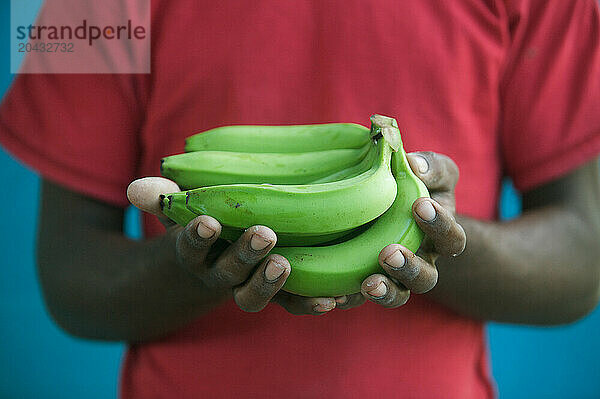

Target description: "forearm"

left=38, top=227, right=229, bottom=342
left=429, top=207, right=600, bottom=325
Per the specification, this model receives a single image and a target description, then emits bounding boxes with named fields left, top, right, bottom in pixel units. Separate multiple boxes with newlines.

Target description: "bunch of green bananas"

left=159, top=115, right=429, bottom=296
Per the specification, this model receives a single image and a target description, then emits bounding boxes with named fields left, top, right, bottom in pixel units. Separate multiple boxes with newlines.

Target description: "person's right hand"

left=128, top=177, right=340, bottom=315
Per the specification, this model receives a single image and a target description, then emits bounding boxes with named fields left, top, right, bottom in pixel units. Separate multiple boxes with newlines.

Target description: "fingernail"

left=335, top=296, right=348, bottom=305
left=250, top=234, right=271, bottom=251
left=367, top=282, right=387, bottom=298
left=313, top=299, right=336, bottom=312
left=384, top=250, right=405, bottom=270
left=409, top=154, right=429, bottom=175
left=416, top=200, right=436, bottom=222
left=264, top=260, right=286, bottom=282
left=197, top=221, right=215, bottom=238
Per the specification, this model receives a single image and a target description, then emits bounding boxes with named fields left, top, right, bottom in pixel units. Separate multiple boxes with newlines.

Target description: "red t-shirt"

left=2, top=1, right=600, bottom=398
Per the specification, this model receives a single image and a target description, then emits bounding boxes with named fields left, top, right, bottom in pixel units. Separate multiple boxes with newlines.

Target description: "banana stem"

left=370, top=114, right=402, bottom=152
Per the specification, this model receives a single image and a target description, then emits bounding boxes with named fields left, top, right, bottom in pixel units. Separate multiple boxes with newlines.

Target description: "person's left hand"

left=333, top=151, right=467, bottom=310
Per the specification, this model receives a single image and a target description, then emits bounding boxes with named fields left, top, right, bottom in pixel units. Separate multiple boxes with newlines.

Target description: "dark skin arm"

left=430, top=158, right=600, bottom=324
left=38, top=182, right=218, bottom=341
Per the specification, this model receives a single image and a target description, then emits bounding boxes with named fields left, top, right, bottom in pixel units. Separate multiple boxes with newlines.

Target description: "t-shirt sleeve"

left=0, top=73, right=148, bottom=207
left=500, top=0, right=600, bottom=192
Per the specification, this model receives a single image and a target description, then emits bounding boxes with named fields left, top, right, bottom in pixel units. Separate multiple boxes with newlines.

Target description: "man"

left=1, top=0, right=599, bottom=397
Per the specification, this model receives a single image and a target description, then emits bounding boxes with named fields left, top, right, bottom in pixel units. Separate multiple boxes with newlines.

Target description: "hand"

left=360, top=151, right=466, bottom=308
left=128, top=177, right=340, bottom=315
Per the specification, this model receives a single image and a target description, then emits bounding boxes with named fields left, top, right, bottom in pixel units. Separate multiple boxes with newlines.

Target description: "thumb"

left=127, top=176, right=181, bottom=228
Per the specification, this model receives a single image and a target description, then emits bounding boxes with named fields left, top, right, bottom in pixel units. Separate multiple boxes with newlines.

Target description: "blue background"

left=0, top=2, right=599, bottom=398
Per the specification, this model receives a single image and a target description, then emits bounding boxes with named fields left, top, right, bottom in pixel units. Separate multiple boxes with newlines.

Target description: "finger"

left=272, top=291, right=336, bottom=315
left=334, top=293, right=366, bottom=310
left=407, top=152, right=459, bottom=192
left=361, top=274, right=410, bottom=308
left=207, top=225, right=277, bottom=288
left=176, top=215, right=222, bottom=276
left=233, top=254, right=291, bottom=312
left=413, top=198, right=466, bottom=257
left=379, top=244, right=438, bottom=294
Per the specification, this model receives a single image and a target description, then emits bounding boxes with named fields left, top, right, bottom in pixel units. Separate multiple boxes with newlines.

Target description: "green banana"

left=184, top=123, right=371, bottom=153
left=160, top=114, right=428, bottom=296
left=278, top=116, right=430, bottom=297
left=161, top=191, right=358, bottom=246
left=185, top=137, right=396, bottom=236
left=161, top=145, right=372, bottom=189
left=310, top=142, right=378, bottom=183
